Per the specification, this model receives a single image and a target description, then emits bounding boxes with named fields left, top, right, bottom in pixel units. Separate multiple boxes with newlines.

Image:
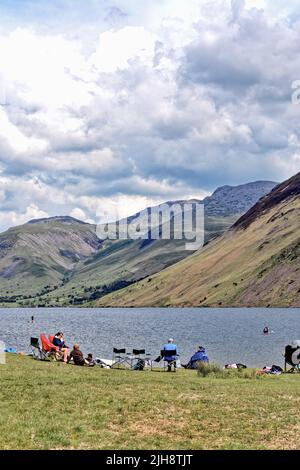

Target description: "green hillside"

left=96, top=173, right=300, bottom=308
left=0, top=181, right=276, bottom=307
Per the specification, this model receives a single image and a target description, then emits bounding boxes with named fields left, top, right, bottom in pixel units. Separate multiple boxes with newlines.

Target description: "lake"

left=0, top=307, right=299, bottom=367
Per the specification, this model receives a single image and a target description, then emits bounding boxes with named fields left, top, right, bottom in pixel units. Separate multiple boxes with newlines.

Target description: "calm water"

left=0, top=308, right=299, bottom=367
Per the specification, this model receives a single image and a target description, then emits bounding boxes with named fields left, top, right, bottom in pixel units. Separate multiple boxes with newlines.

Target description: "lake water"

left=0, top=307, right=299, bottom=367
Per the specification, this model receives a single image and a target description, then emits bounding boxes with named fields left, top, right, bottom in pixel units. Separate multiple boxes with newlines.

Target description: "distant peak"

left=211, top=185, right=231, bottom=194
left=202, top=180, right=278, bottom=217
left=233, top=172, right=300, bottom=230
left=212, top=180, right=277, bottom=195
left=27, top=216, right=88, bottom=225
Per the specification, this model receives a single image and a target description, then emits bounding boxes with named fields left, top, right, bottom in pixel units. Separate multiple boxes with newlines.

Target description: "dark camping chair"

left=161, top=348, right=177, bottom=372
left=130, top=349, right=152, bottom=370
left=284, top=345, right=300, bottom=373
left=30, top=337, right=43, bottom=360
left=111, top=348, right=131, bottom=369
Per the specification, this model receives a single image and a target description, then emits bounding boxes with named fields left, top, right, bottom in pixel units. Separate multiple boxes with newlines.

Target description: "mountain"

left=0, top=218, right=101, bottom=302
left=27, top=216, right=88, bottom=225
left=121, top=180, right=277, bottom=242
left=0, top=180, right=277, bottom=306
left=232, top=175, right=300, bottom=230
left=95, top=173, right=300, bottom=308
left=203, top=181, right=277, bottom=216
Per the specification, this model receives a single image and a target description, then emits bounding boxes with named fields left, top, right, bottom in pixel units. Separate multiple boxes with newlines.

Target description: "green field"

left=0, top=354, right=300, bottom=450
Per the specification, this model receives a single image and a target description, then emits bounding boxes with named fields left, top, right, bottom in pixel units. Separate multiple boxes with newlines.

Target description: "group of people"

left=158, top=338, right=209, bottom=372
left=51, top=333, right=210, bottom=370
left=52, top=332, right=94, bottom=366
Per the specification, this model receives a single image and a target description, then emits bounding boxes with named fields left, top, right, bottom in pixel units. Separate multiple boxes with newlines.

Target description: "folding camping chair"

left=161, top=348, right=178, bottom=372
left=40, top=333, right=61, bottom=361
left=30, top=337, right=43, bottom=360
left=94, top=358, right=113, bottom=368
left=130, top=349, right=152, bottom=370
left=111, top=348, right=132, bottom=369
left=284, top=344, right=300, bottom=373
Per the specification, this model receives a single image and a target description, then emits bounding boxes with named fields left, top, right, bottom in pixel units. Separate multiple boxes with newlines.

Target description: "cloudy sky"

left=0, top=0, right=300, bottom=230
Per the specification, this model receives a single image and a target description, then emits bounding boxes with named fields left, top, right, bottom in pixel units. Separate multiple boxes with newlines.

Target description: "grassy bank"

left=0, top=354, right=300, bottom=450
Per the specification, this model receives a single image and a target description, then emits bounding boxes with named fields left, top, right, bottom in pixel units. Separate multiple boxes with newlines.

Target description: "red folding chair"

left=40, top=333, right=61, bottom=361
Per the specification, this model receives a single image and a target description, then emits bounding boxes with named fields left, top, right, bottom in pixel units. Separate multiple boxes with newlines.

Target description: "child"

left=85, top=353, right=95, bottom=366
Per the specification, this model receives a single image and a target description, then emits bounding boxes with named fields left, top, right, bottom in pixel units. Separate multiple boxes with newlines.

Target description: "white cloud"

left=70, top=207, right=87, bottom=221
left=0, top=204, right=48, bottom=229
left=41, top=148, right=124, bottom=175
left=0, top=29, right=92, bottom=108
left=0, top=0, right=299, bottom=231
left=245, top=0, right=266, bottom=7
left=0, top=107, right=48, bottom=154
left=91, top=27, right=156, bottom=73
left=79, top=194, right=168, bottom=224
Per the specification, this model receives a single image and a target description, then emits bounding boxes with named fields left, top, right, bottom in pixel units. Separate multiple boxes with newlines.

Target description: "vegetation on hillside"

left=96, top=174, right=300, bottom=307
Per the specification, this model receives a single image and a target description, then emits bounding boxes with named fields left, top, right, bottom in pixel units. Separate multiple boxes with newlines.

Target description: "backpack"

left=133, top=359, right=145, bottom=371
left=271, top=365, right=283, bottom=373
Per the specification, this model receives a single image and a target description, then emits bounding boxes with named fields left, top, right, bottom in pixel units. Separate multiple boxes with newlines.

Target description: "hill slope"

left=0, top=180, right=277, bottom=306
left=96, top=173, right=300, bottom=308
left=0, top=217, right=101, bottom=301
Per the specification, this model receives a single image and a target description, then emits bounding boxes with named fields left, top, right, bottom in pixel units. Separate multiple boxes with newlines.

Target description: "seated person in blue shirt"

left=52, top=332, right=69, bottom=363
left=183, top=346, right=209, bottom=369
left=163, top=338, right=178, bottom=372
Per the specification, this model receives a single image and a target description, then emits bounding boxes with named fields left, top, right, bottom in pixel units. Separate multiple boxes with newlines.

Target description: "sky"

left=0, top=0, right=300, bottom=230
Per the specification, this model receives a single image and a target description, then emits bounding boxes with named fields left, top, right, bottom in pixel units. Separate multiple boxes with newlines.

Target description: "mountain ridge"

left=203, top=180, right=277, bottom=216
left=95, top=172, right=300, bottom=308
left=27, top=216, right=89, bottom=225
left=233, top=173, right=300, bottom=230
left=0, top=179, right=280, bottom=306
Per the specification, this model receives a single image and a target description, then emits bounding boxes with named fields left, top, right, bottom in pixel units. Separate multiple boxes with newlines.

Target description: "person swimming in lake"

left=263, top=326, right=270, bottom=334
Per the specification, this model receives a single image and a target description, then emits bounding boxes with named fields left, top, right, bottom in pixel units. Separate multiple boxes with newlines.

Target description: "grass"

left=196, top=362, right=259, bottom=380
left=1, top=355, right=300, bottom=450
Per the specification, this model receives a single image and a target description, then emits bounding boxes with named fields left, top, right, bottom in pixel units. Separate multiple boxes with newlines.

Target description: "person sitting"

left=224, top=363, right=247, bottom=370
left=183, top=346, right=209, bottom=369
left=68, top=344, right=90, bottom=366
left=52, top=332, right=69, bottom=363
left=85, top=353, right=95, bottom=366
left=163, top=338, right=178, bottom=372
